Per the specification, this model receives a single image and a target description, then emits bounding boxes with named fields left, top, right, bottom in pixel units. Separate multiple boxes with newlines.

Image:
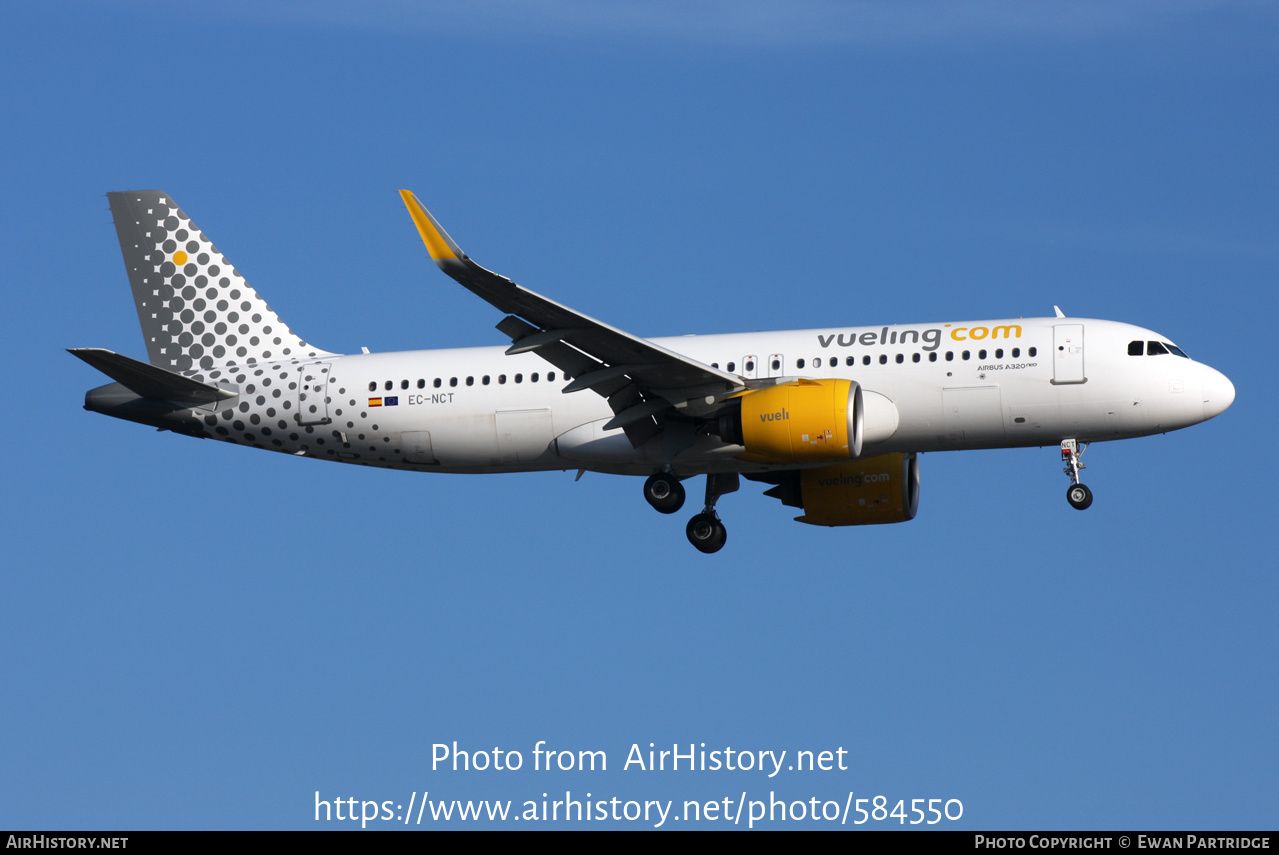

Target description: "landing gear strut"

left=685, top=473, right=738, bottom=553
left=643, top=471, right=685, bottom=514
left=1061, top=439, right=1093, bottom=510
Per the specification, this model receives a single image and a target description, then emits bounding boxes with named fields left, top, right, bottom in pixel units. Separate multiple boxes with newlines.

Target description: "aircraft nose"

left=1201, top=365, right=1235, bottom=421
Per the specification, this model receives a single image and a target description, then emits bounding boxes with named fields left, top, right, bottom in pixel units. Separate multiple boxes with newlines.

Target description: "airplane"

left=71, top=190, right=1236, bottom=553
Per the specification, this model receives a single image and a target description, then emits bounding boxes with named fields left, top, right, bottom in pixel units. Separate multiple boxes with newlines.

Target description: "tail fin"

left=107, top=191, right=332, bottom=376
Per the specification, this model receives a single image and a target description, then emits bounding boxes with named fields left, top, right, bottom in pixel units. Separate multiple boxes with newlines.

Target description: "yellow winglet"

left=399, top=190, right=461, bottom=262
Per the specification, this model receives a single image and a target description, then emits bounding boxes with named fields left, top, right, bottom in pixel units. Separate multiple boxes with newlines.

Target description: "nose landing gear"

left=1067, top=483, right=1093, bottom=510
left=1061, top=439, right=1093, bottom=510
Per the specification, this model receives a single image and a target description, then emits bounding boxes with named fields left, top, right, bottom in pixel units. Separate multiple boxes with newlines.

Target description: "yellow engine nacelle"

left=733, top=379, right=864, bottom=464
left=794, top=452, right=920, bottom=526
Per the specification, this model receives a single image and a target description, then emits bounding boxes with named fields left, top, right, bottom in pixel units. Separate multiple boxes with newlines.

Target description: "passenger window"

left=962, top=351, right=971, bottom=360
left=1012, top=348, right=1020, bottom=358
left=846, top=356, right=855, bottom=366
left=945, top=351, right=954, bottom=361
left=978, top=350, right=987, bottom=360
left=912, top=353, right=921, bottom=363
left=466, top=376, right=474, bottom=386
left=829, top=357, right=837, bottom=368
left=995, top=349, right=1003, bottom=359
left=401, top=379, right=409, bottom=390
left=384, top=380, right=393, bottom=391
left=368, top=381, right=376, bottom=392
left=515, top=374, right=523, bottom=383
left=1148, top=341, right=1168, bottom=355
left=796, top=358, right=805, bottom=369
left=548, top=372, right=556, bottom=381
left=499, top=374, right=507, bottom=384
left=482, top=375, right=490, bottom=385
left=895, top=354, right=904, bottom=364
left=862, top=355, right=871, bottom=366
left=727, top=362, right=736, bottom=372
left=879, top=355, right=887, bottom=365
left=417, top=379, right=425, bottom=388
left=1029, top=347, right=1037, bottom=357
left=928, top=352, right=937, bottom=362
left=433, top=378, right=441, bottom=388
left=449, top=377, right=458, bottom=387
left=531, top=372, right=539, bottom=382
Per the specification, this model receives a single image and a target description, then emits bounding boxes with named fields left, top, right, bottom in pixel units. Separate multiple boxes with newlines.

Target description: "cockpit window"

left=1132, top=339, right=1189, bottom=358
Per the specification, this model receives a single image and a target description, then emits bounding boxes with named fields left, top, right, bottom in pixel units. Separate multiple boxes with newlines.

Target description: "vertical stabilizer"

left=107, top=191, right=331, bottom=375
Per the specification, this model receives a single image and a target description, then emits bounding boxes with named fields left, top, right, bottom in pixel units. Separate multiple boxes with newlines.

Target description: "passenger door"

left=1052, top=325, right=1086, bottom=385
left=298, top=362, right=331, bottom=425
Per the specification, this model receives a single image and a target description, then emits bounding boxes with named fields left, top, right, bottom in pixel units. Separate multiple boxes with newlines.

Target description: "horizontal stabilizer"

left=68, top=348, right=236, bottom=404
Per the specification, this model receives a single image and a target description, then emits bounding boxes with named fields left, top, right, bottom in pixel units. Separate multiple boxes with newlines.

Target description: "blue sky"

left=3, top=0, right=1276, bottom=830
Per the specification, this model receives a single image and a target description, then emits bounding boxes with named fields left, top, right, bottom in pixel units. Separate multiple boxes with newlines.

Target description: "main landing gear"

left=686, top=473, right=738, bottom=553
left=643, top=471, right=685, bottom=514
left=1061, top=439, right=1093, bottom=510
left=644, top=471, right=738, bottom=553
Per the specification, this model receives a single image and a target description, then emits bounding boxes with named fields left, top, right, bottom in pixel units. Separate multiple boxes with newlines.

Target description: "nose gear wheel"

left=1061, top=439, right=1092, bottom=510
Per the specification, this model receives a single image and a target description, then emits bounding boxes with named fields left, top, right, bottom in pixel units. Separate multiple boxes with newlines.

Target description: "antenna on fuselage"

left=1053, top=306, right=1066, bottom=318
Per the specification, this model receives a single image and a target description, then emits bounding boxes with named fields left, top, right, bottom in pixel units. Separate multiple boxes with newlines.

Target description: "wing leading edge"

left=399, top=190, right=744, bottom=445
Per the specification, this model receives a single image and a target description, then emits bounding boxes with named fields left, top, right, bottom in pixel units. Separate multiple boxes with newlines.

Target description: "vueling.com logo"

left=817, top=323, right=1023, bottom=351
left=817, top=471, right=891, bottom=488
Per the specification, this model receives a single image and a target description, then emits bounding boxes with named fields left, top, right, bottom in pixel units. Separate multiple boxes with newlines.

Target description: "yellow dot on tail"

left=173, top=250, right=188, bottom=265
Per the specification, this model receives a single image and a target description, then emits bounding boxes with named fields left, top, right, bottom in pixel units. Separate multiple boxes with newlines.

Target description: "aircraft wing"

left=400, top=190, right=745, bottom=444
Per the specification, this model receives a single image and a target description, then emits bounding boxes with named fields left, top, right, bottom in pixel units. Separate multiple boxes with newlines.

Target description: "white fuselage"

left=186, top=316, right=1233, bottom=476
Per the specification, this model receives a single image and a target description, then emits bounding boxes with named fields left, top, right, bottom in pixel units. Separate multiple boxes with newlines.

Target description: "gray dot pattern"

left=103, top=192, right=428, bottom=471
left=107, top=191, right=331, bottom=376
